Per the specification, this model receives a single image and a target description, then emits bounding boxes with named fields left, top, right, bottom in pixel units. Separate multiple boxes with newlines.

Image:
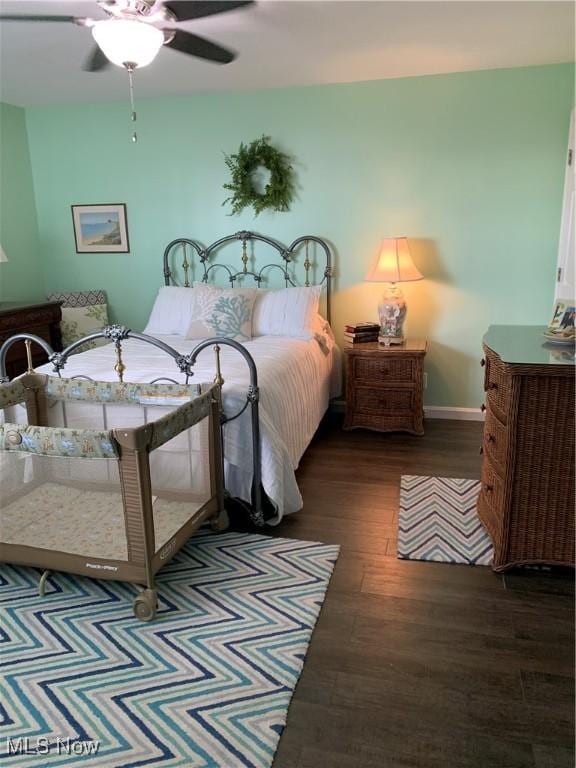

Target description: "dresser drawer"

left=477, top=456, right=506, bottom=557
left=0, top=301, right=62, bottom=379
left=0, top=322, right=53, bottom=350
left=480, top=458, right=504, bottom=509
left=483, top=404, right=510, bottom=477
left=353, top=356, right=415, bottom=384
left=484, top=348, right=512, bottom=422
left=355, top=385, right=414, bottom=413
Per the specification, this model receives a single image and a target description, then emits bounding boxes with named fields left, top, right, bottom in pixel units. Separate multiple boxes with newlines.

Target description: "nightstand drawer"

left=354, top=356, right=414, bottom=383
left=355, top=385, right=415, bottom=413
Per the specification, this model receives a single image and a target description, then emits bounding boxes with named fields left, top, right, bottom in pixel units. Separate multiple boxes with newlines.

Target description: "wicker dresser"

left=343, top=340, right=427, bottom=435
left=478, top=325, right=575, bottom=571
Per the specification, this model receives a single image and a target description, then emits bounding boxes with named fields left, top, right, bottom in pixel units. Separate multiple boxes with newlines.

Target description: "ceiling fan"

left=0, top=0, right=255, bottom=71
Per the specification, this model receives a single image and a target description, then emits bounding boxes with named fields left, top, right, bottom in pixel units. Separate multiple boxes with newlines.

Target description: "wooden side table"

left=343, top=340, right=427, bottom=435
left=0, top=301, right=62, bottom=379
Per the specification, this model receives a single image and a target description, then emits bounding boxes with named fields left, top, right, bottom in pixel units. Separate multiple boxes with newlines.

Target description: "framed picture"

left=71, top=204, right=130, bottom=253
left=548, top=298, right=575, bottom=331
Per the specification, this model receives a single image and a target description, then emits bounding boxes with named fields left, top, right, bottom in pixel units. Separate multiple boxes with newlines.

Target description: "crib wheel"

left=133, top=589, right=158, bottom=622
left=211, top=509, right=230, bottom=532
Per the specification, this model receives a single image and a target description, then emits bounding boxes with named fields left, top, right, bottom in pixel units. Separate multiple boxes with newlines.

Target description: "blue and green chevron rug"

left=0, top=530, right=339, bottom=767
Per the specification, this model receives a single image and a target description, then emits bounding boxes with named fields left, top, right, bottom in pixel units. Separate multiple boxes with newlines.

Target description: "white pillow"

left=186, top=283, right=257, bottom=342
left=252, top=286, right=322, bottom=338
left=144, top=286, right=197, bottom=335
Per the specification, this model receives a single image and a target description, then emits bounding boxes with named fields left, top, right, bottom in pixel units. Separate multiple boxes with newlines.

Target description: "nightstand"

left=0, top=301, right=62, bottom=379
left=343, top=340, right=427, bottom=435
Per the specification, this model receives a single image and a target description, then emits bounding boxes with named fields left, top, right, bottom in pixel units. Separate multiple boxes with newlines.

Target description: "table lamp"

left=365, top=237, right=423, bottom=345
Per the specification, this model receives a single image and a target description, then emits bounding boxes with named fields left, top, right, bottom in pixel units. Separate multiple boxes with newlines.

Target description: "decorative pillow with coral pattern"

left=185, top=284, right=256, bottom=342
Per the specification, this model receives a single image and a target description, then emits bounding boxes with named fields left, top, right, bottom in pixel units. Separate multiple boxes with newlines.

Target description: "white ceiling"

left=0, top=0, right=573, bottom=106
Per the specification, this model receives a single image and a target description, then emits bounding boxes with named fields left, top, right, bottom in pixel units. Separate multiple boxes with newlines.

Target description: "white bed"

left=2, top=231, right=339, bottom=523
left=36, top=332, right=341, bottom=524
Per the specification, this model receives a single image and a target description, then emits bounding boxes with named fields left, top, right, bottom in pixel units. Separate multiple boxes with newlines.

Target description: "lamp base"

left=378, top=283, right=407, bottom=344
left=378, top=335, right=404, bottom=346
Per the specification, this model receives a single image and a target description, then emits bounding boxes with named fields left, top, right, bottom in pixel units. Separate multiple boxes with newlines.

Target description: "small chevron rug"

left=398, top=475, right=493, bottom=566
left=0, top=530, right=339, bottom=768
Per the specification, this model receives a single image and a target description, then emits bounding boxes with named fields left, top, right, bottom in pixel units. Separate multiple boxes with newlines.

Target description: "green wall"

left=22, top=63, right=573, bottom=407
left=0, top=102, right=43, bottom=302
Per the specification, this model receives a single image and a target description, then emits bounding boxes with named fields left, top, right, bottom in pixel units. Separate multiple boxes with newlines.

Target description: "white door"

left=555, top=109, right=575, bottom=300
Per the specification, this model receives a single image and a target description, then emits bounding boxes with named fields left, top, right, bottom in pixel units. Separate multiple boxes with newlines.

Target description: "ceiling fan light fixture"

left=92, top=18, right=164, bottom=69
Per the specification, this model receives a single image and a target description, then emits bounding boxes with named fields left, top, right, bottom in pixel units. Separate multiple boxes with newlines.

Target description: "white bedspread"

left=36, top=334, right=341, bottom=523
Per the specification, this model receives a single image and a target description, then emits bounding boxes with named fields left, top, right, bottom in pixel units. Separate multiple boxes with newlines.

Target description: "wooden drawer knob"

left=481, top=403, right=486, bottom=412
left=488, top=382, right=498, bottom=390
left=487, top=434, right=496, bottom=443
left=484, top=484, right=493, bottom=493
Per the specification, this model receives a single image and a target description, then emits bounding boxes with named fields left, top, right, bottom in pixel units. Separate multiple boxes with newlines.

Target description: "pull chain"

left=126, top=64, right=138, bottom=143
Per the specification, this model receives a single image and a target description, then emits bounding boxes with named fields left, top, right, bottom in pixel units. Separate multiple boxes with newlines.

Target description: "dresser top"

left=484, top=325, right=575, bottom=366
left=0, top=300, right=61, bottom=316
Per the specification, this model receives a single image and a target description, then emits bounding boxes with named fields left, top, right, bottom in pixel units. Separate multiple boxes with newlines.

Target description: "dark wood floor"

left=266, top=416, right=575, bottom=768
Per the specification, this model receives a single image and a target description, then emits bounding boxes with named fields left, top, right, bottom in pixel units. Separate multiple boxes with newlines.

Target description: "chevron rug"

left=0, top=530, right=339, bottom=768
left=398, top=475, right=493, bottom=566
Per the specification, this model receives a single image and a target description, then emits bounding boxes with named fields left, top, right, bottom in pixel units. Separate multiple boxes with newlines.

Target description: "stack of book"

left=343, top=322, right=380, bottom=343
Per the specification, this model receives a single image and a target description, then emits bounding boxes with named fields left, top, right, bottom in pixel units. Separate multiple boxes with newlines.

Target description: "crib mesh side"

left=45, top=396, right=210, bottom=488
left=49, top=390, right=212, bottom=555
left=0, top=381, right=29, bottom=428
left=0, top=394, right=31, bottom=514
left=148, top=414, right=212, bottom=553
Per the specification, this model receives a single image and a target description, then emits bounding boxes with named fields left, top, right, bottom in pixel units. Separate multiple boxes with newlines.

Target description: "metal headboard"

left=162, top=230, right=334, bottom=324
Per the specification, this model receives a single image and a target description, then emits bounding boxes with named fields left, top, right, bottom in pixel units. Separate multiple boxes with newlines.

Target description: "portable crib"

left=0, top=373, right=226, bottom=621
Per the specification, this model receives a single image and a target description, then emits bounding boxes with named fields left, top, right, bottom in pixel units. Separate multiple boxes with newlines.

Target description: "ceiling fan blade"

left=83, top=45, right=111, bottom=73
left=163, top=1, right=253, bottom=22
left=165, top=29, right=235, bottom=64
left=0, top=14, right=79, bottom=23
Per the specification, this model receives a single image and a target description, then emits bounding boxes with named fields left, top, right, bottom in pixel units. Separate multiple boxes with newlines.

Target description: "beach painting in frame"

left=71, top=204, right=129, bottom=253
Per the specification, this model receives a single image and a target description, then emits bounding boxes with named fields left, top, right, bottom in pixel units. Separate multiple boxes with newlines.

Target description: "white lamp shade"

left=92, top=19, right=164, bottom=69
left=365, top=237, right=423, bottom=283
left=0, top=244, right=8, bottom=263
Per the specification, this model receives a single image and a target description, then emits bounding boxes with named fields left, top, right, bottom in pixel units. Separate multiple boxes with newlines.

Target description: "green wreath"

left=223, top=136, right=294, bottom=216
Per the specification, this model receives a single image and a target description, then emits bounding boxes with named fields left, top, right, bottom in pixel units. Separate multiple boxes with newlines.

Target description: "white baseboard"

left=330, top=400, right=484, bottom=421
left=424, top=406, right=484, bottom=421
